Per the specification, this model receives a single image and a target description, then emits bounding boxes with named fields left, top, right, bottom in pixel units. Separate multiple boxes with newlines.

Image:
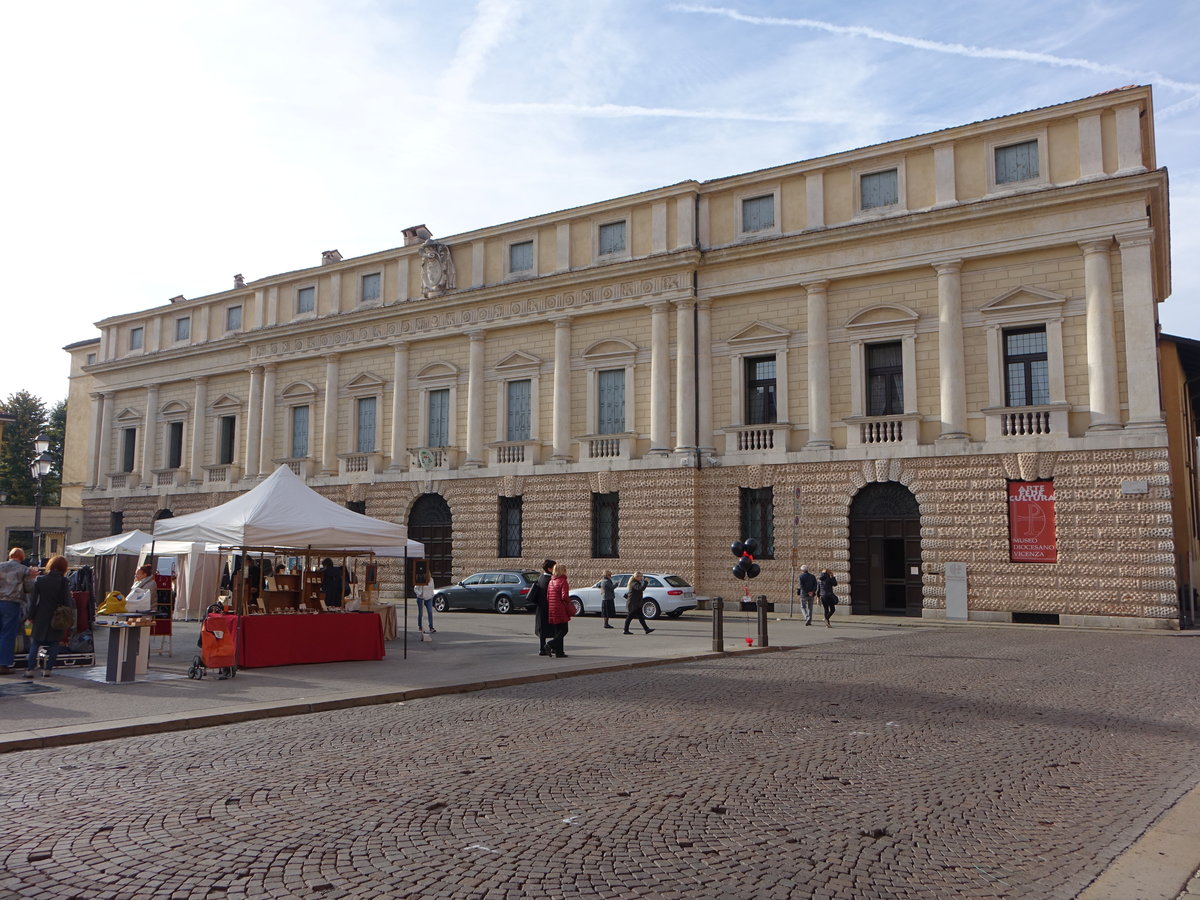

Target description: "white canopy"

left=151, top=465, right=424, bottom=557
left=66, top=529, right=156, bottom=558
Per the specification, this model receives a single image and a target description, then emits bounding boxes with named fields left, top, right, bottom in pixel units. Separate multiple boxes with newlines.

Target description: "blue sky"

left=3, top=0, right=1198, bottom=406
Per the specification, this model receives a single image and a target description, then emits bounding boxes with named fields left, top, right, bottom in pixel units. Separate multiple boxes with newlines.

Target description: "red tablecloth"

left=237, top=613, right=385, bottom=668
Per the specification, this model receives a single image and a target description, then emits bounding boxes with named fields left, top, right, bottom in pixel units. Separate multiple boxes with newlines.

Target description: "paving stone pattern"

left=2, top=628, right=1198, bottom=899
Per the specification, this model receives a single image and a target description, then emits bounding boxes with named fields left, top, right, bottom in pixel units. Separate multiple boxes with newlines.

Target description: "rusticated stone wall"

left=83, top=445, right=1177, bottom=626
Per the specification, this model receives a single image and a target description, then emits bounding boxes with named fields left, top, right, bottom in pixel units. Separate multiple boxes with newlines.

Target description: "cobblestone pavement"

left=2, top=627, right=1198, bottom=900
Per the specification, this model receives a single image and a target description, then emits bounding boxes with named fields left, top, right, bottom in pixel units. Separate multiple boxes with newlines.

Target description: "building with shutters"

left=63, top=84, right=1200, bottom=628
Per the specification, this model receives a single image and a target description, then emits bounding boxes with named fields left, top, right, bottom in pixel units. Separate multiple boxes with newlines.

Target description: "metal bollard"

left=756, top=594, right=769, bottom=648
left=711, top=596, right=724, bottom=651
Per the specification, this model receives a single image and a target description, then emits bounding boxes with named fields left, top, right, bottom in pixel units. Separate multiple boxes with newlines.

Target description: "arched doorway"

left=408, top=494, right=452, bottom=588
left=849, top=482, right=923, bottom=616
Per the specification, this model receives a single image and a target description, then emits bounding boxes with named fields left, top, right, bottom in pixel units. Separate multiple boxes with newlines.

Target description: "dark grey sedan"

left=431, top=570, right=543, bottom=614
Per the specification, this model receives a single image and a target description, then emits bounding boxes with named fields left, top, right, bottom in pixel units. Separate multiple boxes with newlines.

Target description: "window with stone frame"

left=428, top=388, right=450, bottom=447
left=739, top=486, right=775, bottom=558
left=866, top=341, right=904, bottom=416
left=166, top=421, right=185, bottom=469
left=355, top=396, right=377, bottom=453
left=129, top=327, right=144, bottom=351
left=218, top=415, right=236, bottom=465
left=598, top=221, right=626, bottom=256
left=361, top=273, right=381, bottom=304
left=741, top=194, right=775, bottom=233
left=597, top=369, right=625, bottom=434
left=506, top=379, right=531, bottom=442
left=498, top=496, right=522, bottom=558
left=297, top=286, right=315, bottom=314
left=1003, top=326, right=1050, bottom=406
left=744, top=356, right=778, bottom=425
left=120, top=428, right=136, bottom=473
left=860, top=168, right=899, bottom=210
left=225, top=305, right=242, bottom=332
left=509, top=240, right=534, bottom=273
left=175, top=317, right=190, bottom=342
left=591, top=492, right=619, bottom=558
left=291, top=405, right=310, bottom=458
left=995, top=139, right=1040, bottom=185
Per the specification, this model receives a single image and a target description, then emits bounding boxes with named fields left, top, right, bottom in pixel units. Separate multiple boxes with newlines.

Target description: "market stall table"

left=237, top=613, right=385, bottom=668
left=95, top=618, right=153, bottom=683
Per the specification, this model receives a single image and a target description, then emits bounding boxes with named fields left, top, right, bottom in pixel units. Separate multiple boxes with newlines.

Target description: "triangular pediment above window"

left=981, top=285, right=1068, bottom=314
left=582, top=338, right=638, bottom=359
left=728, top=321, right=791, bottom=345
left=159, top=400, right=189, bottom=417
left=416, top=361, right=459, bottom=381
left=346, top=372, right=386, bottom=393
left=496, top=350, right=542, bottom=371
left=845, top=305, right=920, bottom=330
left=208, top=393, right=242, bottom=412
left=281, top=380, right=317, bottom=400
left=114, top=407, right=142, bottom=423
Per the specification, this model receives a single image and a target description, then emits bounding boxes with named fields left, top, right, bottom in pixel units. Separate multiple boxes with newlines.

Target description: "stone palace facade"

left=64, top=84, right=1198, bottom=628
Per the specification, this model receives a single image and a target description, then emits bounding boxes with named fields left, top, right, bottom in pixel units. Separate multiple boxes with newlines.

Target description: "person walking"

left=528, top=559, right=555, bottom=656
left=23, top=555, right=72, bottom=678
left=0, top=548, right=36, bottom=675
left=600, top=570, right=616, bottom=629
left=797, top=564, right=818, bottom=626
left=544, top=563, right=574, bottom=658
left=622, top=572, right=654, bottom=635
left=818, top=568, right=838, bottom=627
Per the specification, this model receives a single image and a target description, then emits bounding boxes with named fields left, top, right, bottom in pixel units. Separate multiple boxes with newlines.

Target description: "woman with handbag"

left=544, top=563, right=574, bottom=658
left=818, top=568, right=839, bottom=628
left=24, top=555, right=74, bottom=678
left=622, top=572, right=655, bottom=635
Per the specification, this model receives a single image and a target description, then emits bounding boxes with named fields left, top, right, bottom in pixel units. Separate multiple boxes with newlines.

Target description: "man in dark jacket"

left=528, top=559, right=555, bottom=656
left=797, top=565, right=818, bottom=626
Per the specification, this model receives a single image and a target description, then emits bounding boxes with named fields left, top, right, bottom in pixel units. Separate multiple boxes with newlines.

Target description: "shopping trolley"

left=188, top=605, right=238, bottom=680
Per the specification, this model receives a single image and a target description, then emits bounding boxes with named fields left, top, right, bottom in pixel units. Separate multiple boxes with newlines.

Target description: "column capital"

left=322, top=351, right=342, bottom=362
left=645, top=298, right=670, bottom=312
left=261, top=362, right=277, bottom=373
left=191, top=376, right=209, bottom=386
left=390, top=339, right=411, bottom=351
left=468, top=330, right=486, bottom=343
left=801, top=279, right=830, bottom=292
left=695, top=296, right=712, bottom=311
left=932, top=259, right=963, bottom=275
left=1078, top=238, right=1113, bottom=256
left=1115, top=229, right=1154, bottom=249
left=552, top=316, right=572, bottom=329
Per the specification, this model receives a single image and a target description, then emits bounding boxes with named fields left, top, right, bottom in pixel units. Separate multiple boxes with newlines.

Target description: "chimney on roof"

left=169, top=295, right=186, bottom=303
left=321, top=249, right=343, bottom=265
left=233, top=274, right=245, bottom=288
left=403, top=225, right=433, bottom=246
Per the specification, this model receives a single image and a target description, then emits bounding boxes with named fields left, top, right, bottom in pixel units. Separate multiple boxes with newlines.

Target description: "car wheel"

left=432, top=595, right=448, bottom=613
left=642, top=599, right=661, bottom=620
left=666, top=609, right=684, bottom=619
left=495, top=595, right=513, bottom=614
left=569, top=596, right=584, bottom=617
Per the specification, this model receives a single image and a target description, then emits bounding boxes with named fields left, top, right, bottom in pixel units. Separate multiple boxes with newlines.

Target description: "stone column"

left=1115, top=103, right=1146, bottom=174
left=804, top=280, right=832, bottom=448
left=465, top=331, right=485, bottom=467
left=696, top=298, right=714, bottom=453
left=244, top=366, right=263, bottom=479
left=321, top=353, right=341, bottom=474
left=1080, top=239, right=1121, bottom=430
left=934, top=260, right=969, bottom=440
left=88, top=393, right=104, bottom=488
left=388, top=342, right=410, bottom=470
left=1077, top=112, right=1103, bottom=180
left=97, top=392, right=114, bottom=487
left=674, top=297, right=697, bottom=452
left=141, top=384, right=159, bottom=485
left=189, top=378, right=207, bottom=483
left=805, top=172, right=825, bottom=229
left=552, top=319, right=572, bottom=460
left=1117, top=230, right=1164, bottom=428
left=259, top=363, right=277, bottom=475
left=648, top=300, right=671, bottom=454
left=933, top=144, right=957, bottom=206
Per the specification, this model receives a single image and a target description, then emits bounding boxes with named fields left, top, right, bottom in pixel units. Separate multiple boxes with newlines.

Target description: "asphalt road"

left=3, top=625, right=1199, bottom=899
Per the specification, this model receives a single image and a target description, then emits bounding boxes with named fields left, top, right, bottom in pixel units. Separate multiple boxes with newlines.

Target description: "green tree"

left=45, top=399, right=67, bottom=506
left=0, top=391, right=50, bottom=505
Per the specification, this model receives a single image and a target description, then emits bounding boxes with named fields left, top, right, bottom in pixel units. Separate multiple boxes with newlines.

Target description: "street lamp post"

left=30, top=432, right=52, bottom=566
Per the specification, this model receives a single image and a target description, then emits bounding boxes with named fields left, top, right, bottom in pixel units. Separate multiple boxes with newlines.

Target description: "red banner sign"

left=1007, top=480, right=1057, bottom=563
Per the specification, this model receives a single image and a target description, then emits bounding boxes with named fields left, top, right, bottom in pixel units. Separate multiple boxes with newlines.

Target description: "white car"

left=569, top=574, right=704, bottom=620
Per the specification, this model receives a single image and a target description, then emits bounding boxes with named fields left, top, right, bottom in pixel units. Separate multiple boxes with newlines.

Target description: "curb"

left=0, top=645, right=788, bottom=754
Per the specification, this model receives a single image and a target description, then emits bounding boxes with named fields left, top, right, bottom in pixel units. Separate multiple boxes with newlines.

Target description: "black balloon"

left=730, top=541, right=745, bottom=557
left=732, top=564, right=746, bottom=580
left=743, top=538, right=759, bottom=556
left=747, top=563, right=761, bottom=579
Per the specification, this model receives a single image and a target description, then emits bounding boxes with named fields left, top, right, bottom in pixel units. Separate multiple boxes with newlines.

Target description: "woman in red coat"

left=544, top=563, right=574, bottom=658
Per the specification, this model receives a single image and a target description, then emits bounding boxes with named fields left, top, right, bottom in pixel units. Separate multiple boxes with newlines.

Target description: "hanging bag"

left=51, top=602, right=76, bottom=632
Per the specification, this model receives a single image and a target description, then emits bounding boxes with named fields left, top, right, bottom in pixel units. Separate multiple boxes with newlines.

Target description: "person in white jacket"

left=126, top=564, right=157, bottom=613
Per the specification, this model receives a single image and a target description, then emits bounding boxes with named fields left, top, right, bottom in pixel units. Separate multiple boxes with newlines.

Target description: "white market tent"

left=66, top=529, right=156, bottom=558
left=153, top=465, right=424, bottom=556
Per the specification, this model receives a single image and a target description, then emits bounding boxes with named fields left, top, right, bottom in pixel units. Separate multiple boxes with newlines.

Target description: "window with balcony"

left=361, top=273, right=381, bottom=304
left=291, top=405, right=310, bottom=458
left=598, top=369, right=625, bottom=434
left=591, top=492, right=619, bottom=558
left=120, top=428, right=136, bottom=473
left=1004, top=327, right=1050, bottom=407
left=506, top=379, right=531, bottom=442
left=297, top=286, right=315, bottom=314
left=498, top=496, right=522, bottom=558
left=739, top=487, right=774, bottom=558
left=867, top=342, right=904, bottom=416
left=167, top=421, right=184, bottom=469
left=509, top=240, right=534, bottom=274
left=218, top=415, right=236, bottom=465
left=428, top=388, right=450, bottom=447
left=745, top=356, right=777, bottom=425
left=355, top=396, right=377, bottom=453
